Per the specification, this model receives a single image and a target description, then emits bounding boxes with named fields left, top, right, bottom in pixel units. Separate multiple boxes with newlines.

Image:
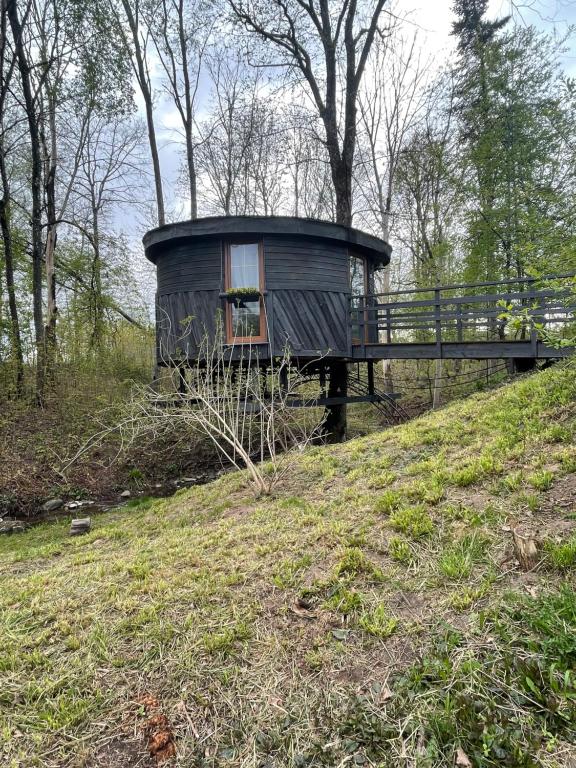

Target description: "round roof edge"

left=143, top=215, right=391, bottom=265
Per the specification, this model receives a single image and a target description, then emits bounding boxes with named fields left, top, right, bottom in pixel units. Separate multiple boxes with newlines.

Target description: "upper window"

left=229, top=242, right=260, bottom=289
left=350, top=254, right=367, bottom=297
left=225, top=242, right=266, bottom=342
left=350, top=254, right=369, bottom=343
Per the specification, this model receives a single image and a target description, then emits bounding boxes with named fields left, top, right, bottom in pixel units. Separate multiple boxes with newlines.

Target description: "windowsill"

left=219, top=291, right=268, bottom=299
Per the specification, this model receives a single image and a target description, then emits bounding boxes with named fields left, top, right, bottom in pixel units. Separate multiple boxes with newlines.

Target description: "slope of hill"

left=1, top=364, right=576, bottom=768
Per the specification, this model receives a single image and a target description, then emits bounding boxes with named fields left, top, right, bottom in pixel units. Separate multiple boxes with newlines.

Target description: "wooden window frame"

left=350, top=252, right=370, bottom=344
left=224, top=239, right=267, bottom=343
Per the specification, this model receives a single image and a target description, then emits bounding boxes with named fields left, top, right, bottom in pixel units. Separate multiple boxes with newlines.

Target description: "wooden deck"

left=350, top=274, right=576, bottom=361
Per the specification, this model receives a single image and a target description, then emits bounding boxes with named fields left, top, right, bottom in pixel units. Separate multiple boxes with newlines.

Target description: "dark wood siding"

left=157, top=239, right=222, bottom=295
left=269, top=290, right=349, bottom=356
left=263, top=236, right=349, bottom=292
left=157, top=290, right=220, bottom=360
left=154, top=232, right=357, bottom=362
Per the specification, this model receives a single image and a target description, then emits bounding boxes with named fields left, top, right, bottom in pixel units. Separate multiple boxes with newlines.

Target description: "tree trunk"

left=0, top=138, right=24, bottom=396
left=121, top=0, right=165, bottom=227
left=7, top=0, right=45, bottom=403
left=42, top=94, right=58, bottom=388
left=89, top=200, right=104, bottom=348
left=176, top=0, right=197, bottom=220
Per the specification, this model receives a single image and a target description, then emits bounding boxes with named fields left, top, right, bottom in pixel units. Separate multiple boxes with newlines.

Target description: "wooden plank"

left=352, top=341, right=574, bottom=360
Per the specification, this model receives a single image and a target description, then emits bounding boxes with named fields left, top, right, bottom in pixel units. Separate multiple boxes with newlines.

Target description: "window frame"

left=224, top=239, right=267, bottom=343
left=350, top=252, right=370, bottom=344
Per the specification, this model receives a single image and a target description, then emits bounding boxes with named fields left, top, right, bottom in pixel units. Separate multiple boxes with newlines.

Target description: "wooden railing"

left=350, top=273, right=576, bottom=359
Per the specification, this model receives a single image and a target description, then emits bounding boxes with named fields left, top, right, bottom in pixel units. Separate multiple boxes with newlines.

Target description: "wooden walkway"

left=351, top=273, right=576, bottom=360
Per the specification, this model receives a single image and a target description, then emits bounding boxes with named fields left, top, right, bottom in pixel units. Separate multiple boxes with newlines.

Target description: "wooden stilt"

left=325, top=361, right=348, bottom=442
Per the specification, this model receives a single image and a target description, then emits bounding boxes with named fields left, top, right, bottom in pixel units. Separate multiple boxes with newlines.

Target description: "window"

left=350, top=255, right=367, bottom=298
left=225, top=241, right=266, bottom=342
left=350, top=254, right=369, bottom=343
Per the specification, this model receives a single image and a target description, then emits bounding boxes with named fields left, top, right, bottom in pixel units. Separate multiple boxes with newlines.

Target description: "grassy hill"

left=1, top=364, right=576, bottom=768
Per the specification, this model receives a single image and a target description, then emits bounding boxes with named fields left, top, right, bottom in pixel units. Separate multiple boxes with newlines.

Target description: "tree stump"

left=512, top=528, right=539, bottom=571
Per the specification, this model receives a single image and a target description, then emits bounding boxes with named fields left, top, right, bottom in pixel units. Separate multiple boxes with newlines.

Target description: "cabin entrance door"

left=225, top=242, right=266, bottom=342
left=350, top=254, right=368, bottom=344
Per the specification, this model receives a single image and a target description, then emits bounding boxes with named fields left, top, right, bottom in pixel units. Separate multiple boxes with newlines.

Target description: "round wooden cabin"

left=143, top=215, right=391, bottom=365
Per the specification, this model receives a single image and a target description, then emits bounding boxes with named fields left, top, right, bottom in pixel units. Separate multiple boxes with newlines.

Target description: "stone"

left=0, top=519, right=26, bottom=534
left=120, top=490, right=131, bottom=498
left=42, top=498, right=63, bottom=512
left=70, top=518, right=91, bottom=536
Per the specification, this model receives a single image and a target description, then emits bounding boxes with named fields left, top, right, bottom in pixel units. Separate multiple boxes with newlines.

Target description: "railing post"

left=434, top=288, right=442, bottom=358
left=530, top=277, right=539, bottom=356
left=386, top=306, right=392, bottom=345
left=359, top=296, right=366, bottom=357
left=456, top=303, right=463, bottom=343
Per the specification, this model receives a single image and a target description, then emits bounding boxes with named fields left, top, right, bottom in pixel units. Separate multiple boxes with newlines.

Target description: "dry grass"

left=1, top=364, right=576, bottom=766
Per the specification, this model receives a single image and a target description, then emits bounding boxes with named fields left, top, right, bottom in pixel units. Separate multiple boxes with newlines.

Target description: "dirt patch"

left=87, top=738, right=156, bottom=768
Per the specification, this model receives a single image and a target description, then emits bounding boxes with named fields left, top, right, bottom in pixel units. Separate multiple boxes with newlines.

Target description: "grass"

left=544, top=534, right=576, bottom=570
left=1, top=362, right=576, bottom=766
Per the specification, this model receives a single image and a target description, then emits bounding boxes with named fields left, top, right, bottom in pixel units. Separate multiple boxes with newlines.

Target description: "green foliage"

left=335, top=548, right=385, bottom=582
left=544, top=535, right=576, bottom=571
left=325, top=586, right=363, bottom=616
left=388, top=536, right=413, bottom=565
left=203, top=621, right=252, bottom=655
left=375, top=489, right=403, bottom=514
left=389, top=504, right=434, bottom=539
left=273, top=554, right=312, bottom=588
left=452, top=0, right=575, bottom=283
left=527, top=469, right=554, bottom=491
left=438, top=534, right=487, bottom=580
left=359, top=604, right=397, bottom=638
left=321, top=586, right=576, bottom=766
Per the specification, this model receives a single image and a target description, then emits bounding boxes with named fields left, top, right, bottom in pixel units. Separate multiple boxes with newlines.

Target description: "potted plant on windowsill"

left=224, top=286, right=261, bottom=306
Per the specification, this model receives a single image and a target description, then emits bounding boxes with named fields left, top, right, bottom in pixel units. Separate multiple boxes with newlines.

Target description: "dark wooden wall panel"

left=156, top=290, right=220, bottom=360
left=157, top=240, right=222, bottom=294
left=264, top=236, right=349, bottom=292
left=154, top=233, right=357, bottom=362
left=271, top=290, right=349, bottom=356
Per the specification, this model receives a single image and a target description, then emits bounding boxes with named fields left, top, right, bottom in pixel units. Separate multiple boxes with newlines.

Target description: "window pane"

left=231, top=301, right=261, bottom=338
left=350, top=255, right=366, bottom=297
left=230, top=243, right=259, bottom=288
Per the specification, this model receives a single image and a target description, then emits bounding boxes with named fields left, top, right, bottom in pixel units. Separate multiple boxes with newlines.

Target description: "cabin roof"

left=143, top=215, right=391, bottom=266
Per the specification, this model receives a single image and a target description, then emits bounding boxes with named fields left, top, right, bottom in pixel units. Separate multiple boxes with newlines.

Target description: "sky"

left=149, top=0, right=576, bottom=220
left=129, top=0, right=576, bottom=307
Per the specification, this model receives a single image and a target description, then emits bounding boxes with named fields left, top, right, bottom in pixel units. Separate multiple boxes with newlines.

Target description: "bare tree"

left=7, top=0, right=46, bottom=400
left=146, top=0, right=214, bottom=220
left=228, top=0, right=388, bottom=227
left=197, top=54, right=259, bottom=216
left=113, top=0, right=165, bottom=226
left=395, top=79, right=464, bottom=407
left=64, top=113, right=146, bottom=347
left=0, top=0, right=23, bottom=395
left=287, top=104, right=335, bottom=220
left=355, top=24, right=428, bottom=390
left=244, top=97, right=287, bottom=215
left=69, top=319, right=325, bottom=496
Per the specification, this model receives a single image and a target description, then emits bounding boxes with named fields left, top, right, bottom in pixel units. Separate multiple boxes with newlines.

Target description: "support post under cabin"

left=325, top=360, right=348, bottom=442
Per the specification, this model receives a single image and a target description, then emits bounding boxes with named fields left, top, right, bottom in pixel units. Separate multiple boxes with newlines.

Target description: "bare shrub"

left=68, top=312, right=326, bottom=496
